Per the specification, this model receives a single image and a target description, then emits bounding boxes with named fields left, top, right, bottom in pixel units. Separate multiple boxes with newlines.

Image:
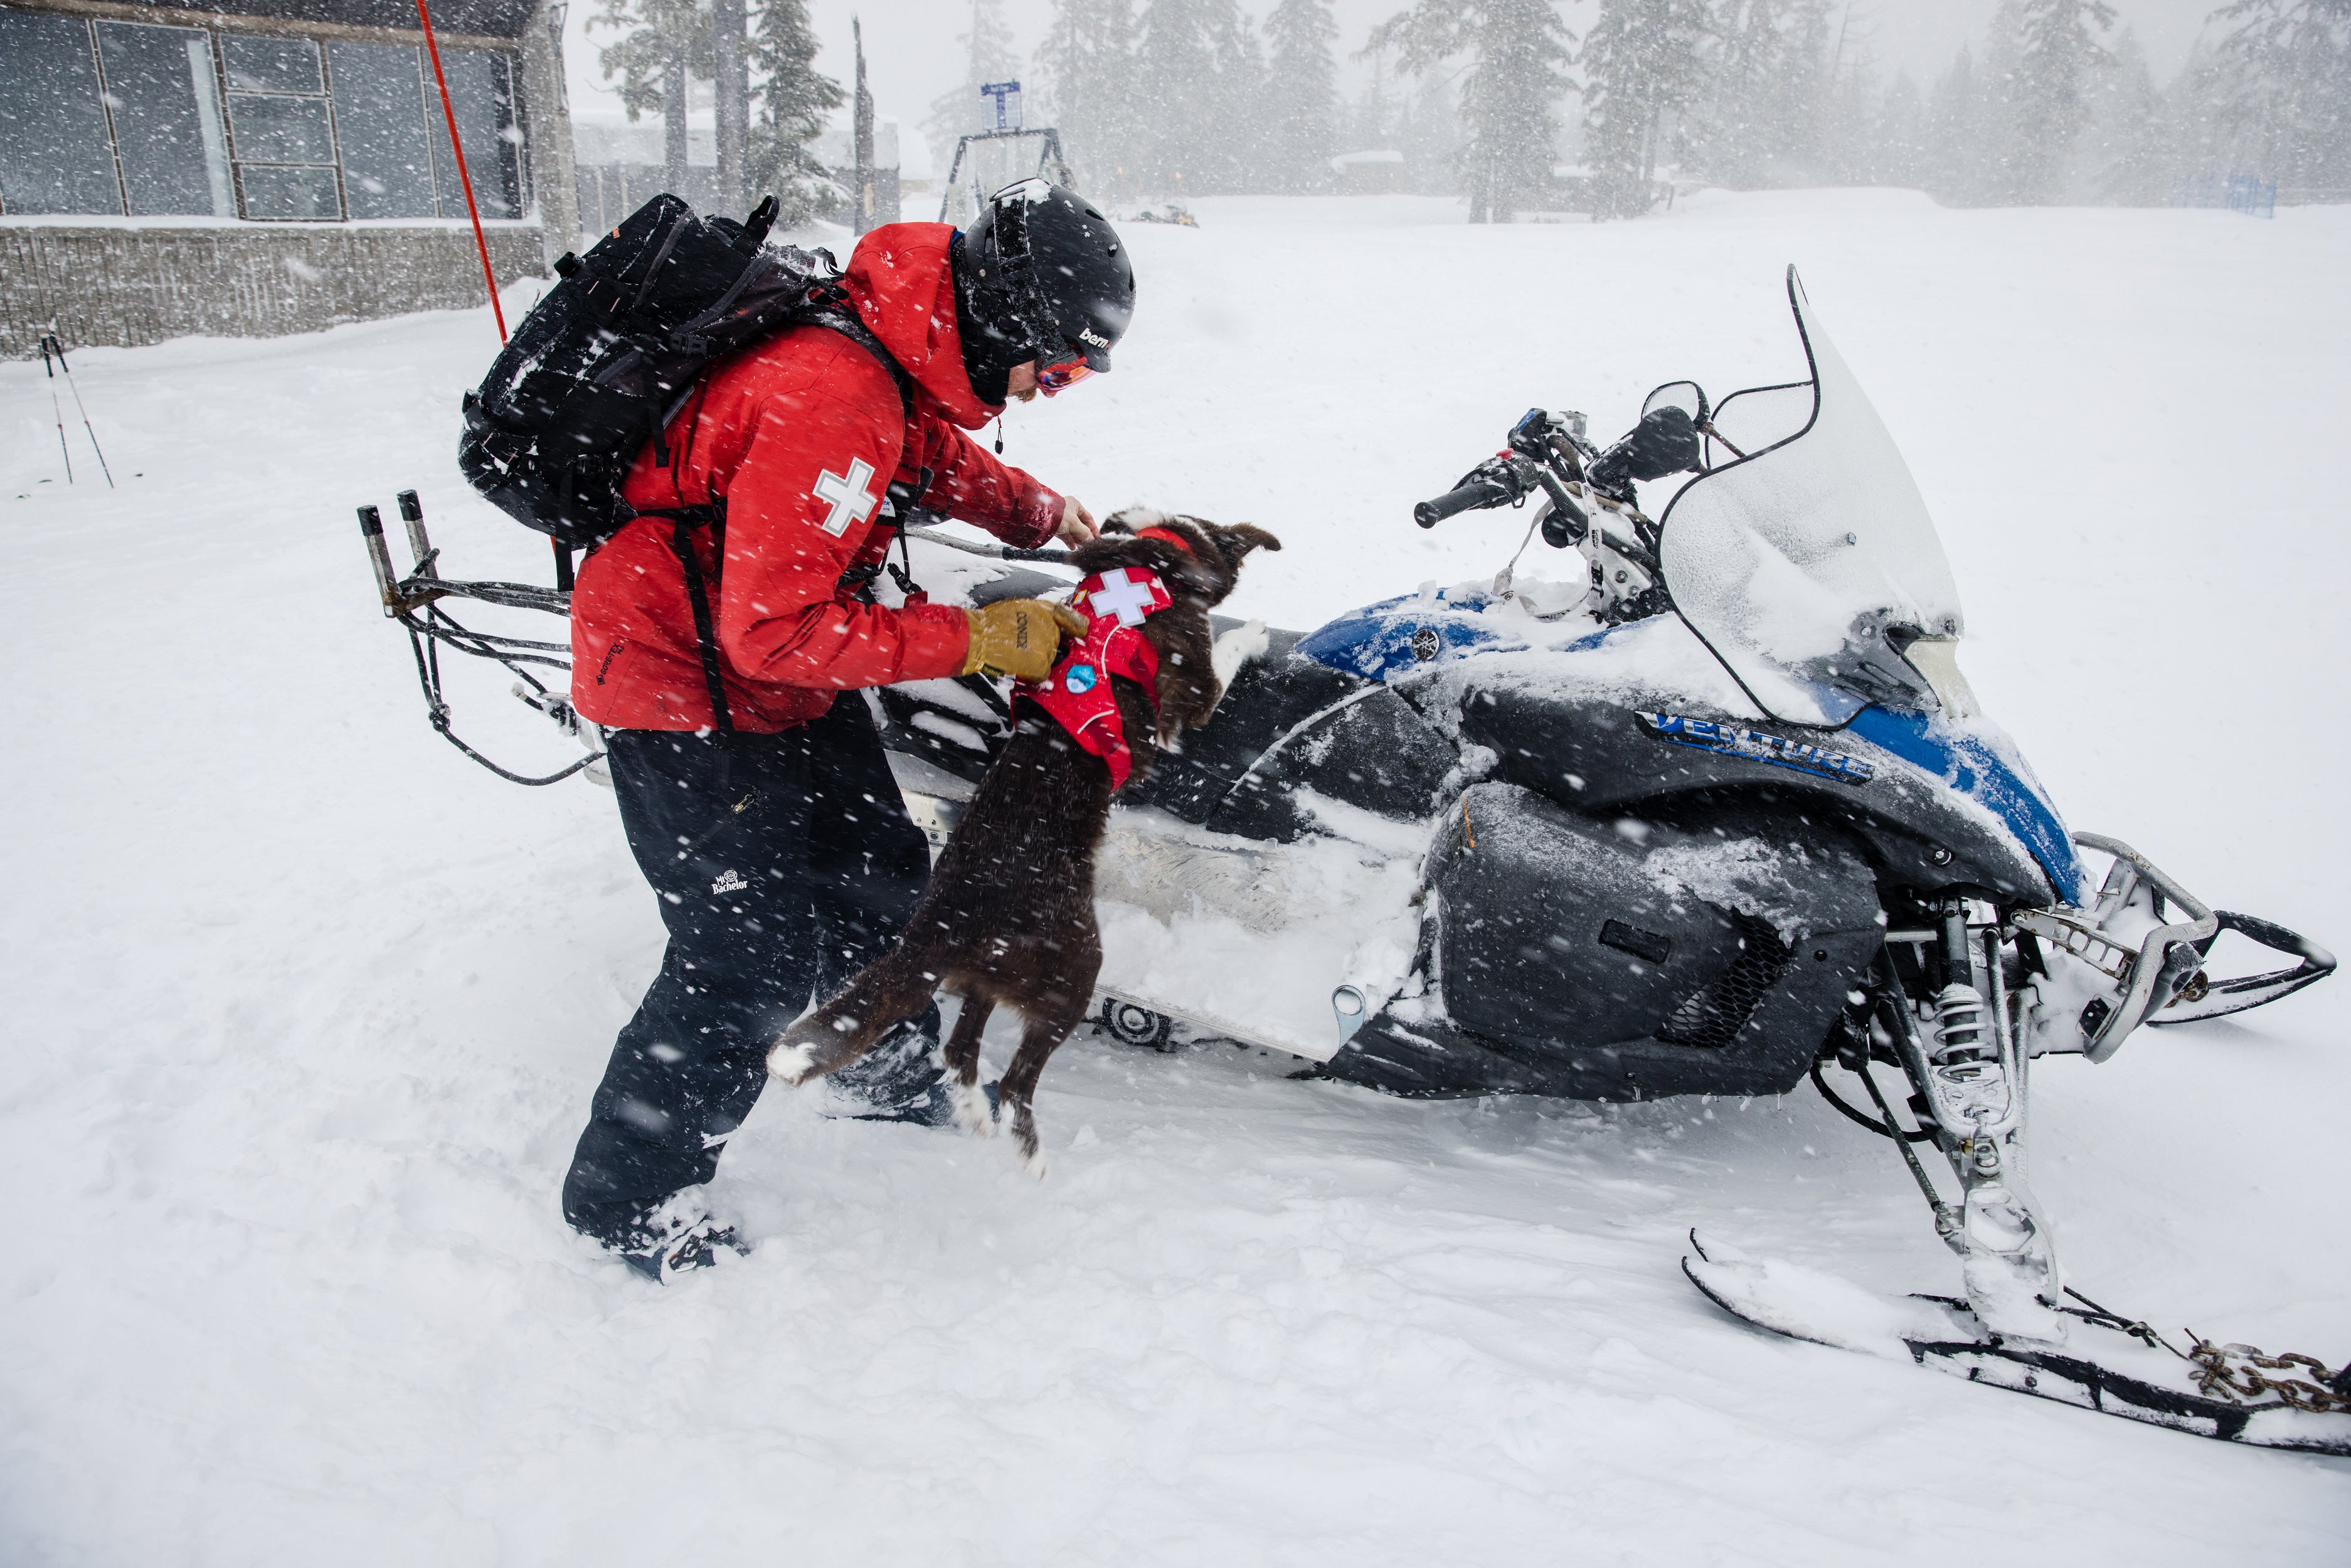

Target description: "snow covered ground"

left=4, top=189, right=2347, bottom=1564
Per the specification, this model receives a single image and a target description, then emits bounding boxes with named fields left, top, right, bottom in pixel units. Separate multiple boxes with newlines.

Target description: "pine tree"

left=2083, top=28, right=2172, bottom=203
left=1371, top=0, right=1578, bottom=222
left=1578, top=0, right=1711, bottom=220
left=1685, top=0, right=1791, bottom=188
left=2006, top=0, right=2117, bottom=203
left=1406, top=67, right=1468, bottom=191
left=1820, top=10, right=1886, bottom=184
left=1135, top=0, right=1226, bottom=193
left=2209, top=0, right=2351, bottom=191
left=1209, top=4, right=1273, bottom=192
left=1924, top=45, right=1988, bottom=203
left=1349, top=43, right=1396, bottom=154
left=1872, top=71, right=1928, bottom=189
left=925, top=0, right=1019, bottom=189
left=592, top=0, right=712, bottom=190
left=1265, top=0, right=1340, bottom=191
left=1037, top=0, right=1140, bottom=194
left=1768, top=0, right=1834, bottom=177
left=746, top=0, right=843, bottom=223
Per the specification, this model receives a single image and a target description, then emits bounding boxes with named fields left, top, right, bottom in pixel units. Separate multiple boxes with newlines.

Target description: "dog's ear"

left=1204, top=522, right=1282, bottom=571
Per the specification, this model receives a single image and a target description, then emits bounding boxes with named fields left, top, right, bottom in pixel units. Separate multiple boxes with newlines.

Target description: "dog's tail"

left=767, top=945, right=940, bottom=1086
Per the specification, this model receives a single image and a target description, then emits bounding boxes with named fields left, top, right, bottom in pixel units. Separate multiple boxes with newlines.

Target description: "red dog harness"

left=1014, top=531, right=1190, bottom=788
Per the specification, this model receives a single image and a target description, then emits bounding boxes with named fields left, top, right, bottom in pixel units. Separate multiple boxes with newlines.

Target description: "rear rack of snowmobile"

left=354, top=493, right=1078, bottom=786
left=358, top=492, right=598, bottom=785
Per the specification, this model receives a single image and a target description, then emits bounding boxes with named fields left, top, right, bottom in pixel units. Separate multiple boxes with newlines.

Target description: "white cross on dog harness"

left=1084, top=567, right=1160, bottom=627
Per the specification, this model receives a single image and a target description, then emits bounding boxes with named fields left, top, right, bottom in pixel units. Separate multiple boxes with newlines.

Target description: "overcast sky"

left=561, top=0, right=2229, bottom=177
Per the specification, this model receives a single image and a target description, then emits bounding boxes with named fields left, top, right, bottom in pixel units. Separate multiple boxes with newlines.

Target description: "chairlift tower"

left=938, top=80, right=1077, bottom=224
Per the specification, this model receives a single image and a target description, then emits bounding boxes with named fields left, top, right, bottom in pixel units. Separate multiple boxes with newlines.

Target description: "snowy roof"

left=157, top=0, right=538, bottom=40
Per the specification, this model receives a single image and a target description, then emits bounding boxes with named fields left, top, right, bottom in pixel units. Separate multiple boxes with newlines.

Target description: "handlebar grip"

left=1413, top=480, right=1510, bottom=529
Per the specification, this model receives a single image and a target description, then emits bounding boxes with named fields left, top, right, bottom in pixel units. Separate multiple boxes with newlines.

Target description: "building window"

left=0, top=9, right=119, bottom=215
left=95, top=20, right=235, bottom=216
left=0, top=8, right=526, bottom=225
left=220, top=34, right=342, bottom=220
left=430, top=48, right=523, bottom=221
left=329, top=41, right=438, bottom=220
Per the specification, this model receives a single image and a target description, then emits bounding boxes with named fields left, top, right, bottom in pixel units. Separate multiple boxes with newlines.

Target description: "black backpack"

left=457, top=192, right=913, bottom=739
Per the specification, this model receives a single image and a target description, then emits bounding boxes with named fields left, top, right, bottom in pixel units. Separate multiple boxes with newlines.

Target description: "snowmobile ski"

left=1682, top=1232, right=2351, bottom=1457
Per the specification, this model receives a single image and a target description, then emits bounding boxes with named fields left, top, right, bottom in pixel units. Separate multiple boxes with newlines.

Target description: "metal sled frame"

left=356, top=495, right=601, bottom=787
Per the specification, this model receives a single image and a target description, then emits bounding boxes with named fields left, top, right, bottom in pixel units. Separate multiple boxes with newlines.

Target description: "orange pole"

left=417, top=0, right=509, bottom=342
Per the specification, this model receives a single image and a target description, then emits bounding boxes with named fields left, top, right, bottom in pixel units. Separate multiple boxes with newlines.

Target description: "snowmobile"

left=868, top=270, right=2348, bottom=1453
left=356, top=270, right=2344, bottom=1453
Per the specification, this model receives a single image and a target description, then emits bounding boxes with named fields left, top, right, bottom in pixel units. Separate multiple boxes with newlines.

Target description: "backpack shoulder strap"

left=804, top=290, right=921, bottom=493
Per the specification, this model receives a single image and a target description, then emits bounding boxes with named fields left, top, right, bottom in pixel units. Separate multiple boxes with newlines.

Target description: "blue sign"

left=980, top=80, right=1022, bottom=133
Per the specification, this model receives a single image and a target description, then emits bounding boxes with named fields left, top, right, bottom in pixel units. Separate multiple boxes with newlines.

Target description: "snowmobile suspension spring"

left=1931, top=982, right=1988, bottom=1057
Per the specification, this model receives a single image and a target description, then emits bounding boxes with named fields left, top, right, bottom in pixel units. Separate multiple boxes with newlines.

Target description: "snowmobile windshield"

left=1658, top=270, right=1963, bottom=729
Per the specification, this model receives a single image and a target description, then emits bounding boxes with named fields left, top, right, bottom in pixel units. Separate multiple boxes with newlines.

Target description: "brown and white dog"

left=767, top=512, right=1280, bottom=1172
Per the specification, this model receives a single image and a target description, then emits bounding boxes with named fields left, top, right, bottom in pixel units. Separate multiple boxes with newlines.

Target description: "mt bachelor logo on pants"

left=711, top=868, right=748, bottom=894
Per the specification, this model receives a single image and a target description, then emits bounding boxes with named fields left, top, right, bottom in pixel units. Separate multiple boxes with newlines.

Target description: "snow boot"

left=622, top=1218, right=748, bottom=1284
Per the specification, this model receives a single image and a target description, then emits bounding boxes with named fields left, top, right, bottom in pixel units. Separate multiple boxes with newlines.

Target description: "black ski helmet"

left=954, top=179, right=1134, bottom=401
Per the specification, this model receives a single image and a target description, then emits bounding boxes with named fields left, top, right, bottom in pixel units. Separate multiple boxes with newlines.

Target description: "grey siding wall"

left=1, top=220, right=544, bottom=356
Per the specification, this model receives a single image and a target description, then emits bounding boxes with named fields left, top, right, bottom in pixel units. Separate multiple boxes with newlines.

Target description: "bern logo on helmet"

left=1080, top=328, right=1110, bottom=347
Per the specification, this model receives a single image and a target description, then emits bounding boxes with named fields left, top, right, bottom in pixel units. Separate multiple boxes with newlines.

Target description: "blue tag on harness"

left=1064, top=664, right=1098, bottom=694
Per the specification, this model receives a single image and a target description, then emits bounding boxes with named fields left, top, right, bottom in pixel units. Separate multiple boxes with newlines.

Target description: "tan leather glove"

left=960, top=598, right=1088, bottom=681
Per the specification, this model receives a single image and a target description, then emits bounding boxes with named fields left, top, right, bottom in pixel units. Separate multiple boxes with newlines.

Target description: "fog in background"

left=563, top=1, right=2228, bottom=177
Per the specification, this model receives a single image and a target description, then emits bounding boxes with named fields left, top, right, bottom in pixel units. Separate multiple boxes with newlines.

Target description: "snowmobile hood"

left=841, top=223, right=1005, bottom=430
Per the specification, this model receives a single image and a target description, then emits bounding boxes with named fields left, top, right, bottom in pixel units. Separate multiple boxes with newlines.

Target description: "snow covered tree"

left=1683, top=0, right=1790, bottom=188
left=1870, top=71, right=1928, bottom=190
left=1135, top=0, right=1224, bottom=191
left=1579, top=0, right=1711, bottom=220
left=1038, top=0, right=1140, bottom=193
left=593, top=0, right=712, bottom=191
left=1401, top=59, right=1469, bottom=190
left=2207, top=0, right=2351, bottom=191
left=2083, top=29, right=2175, bottom=203
left=746, top=0, right=842, bottom=223
left=1370, top=0, right=1577, bottom=222
left=1922, top=34, right=2014, bottom=205
left=1265, top=0, right=1340, bottom=191
left=1209, top=4, right=1273, bottom=191
left=2003, top=0, right=2118, bottom=203
left=925, top=0, right=1020, bottom=188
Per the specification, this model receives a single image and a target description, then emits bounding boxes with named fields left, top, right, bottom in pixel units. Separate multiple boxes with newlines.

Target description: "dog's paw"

left=953, top=1077, right=997, bottom=1136
left=767, top=1038, right=817, bottom=1085
left=1012, top=1118, right=1049, bottom=1180
left=1211, top=619, right=1270, bottom=692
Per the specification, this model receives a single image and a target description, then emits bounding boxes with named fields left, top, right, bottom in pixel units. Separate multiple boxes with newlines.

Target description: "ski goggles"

left=1036, top=347, right=1096, bottom=398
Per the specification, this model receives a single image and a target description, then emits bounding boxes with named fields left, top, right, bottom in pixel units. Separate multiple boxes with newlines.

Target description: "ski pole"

left=42, top=333, right=112, bottom=489
left=38, top=337, right=72, bottom=484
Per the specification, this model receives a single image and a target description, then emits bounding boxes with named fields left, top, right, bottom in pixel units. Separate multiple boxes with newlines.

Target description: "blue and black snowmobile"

left=874, top=270, right=2346, bottom=1454
left=359, top=269, right=2344, bottom=1454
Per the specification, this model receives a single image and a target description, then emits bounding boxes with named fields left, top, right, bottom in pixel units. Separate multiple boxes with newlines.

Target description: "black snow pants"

left=561, top=698, right=943, bottom=1249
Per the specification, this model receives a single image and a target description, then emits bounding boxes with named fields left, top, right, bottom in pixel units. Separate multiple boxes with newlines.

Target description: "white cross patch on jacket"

left=810, top=457, right=880, bottom=537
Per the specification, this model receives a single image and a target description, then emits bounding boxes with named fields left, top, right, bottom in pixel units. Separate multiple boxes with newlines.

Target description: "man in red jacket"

left=562, top=183, right=1135, bottom=1279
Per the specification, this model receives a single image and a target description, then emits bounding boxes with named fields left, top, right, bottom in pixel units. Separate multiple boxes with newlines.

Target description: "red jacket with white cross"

left=567, top=222, right=1066, bottom=734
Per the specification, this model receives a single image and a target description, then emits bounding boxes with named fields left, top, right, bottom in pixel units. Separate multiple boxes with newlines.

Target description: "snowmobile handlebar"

left=1414, top=475, right=1516, bottom=528
left=1414, top=450, right=1591, bottom=546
